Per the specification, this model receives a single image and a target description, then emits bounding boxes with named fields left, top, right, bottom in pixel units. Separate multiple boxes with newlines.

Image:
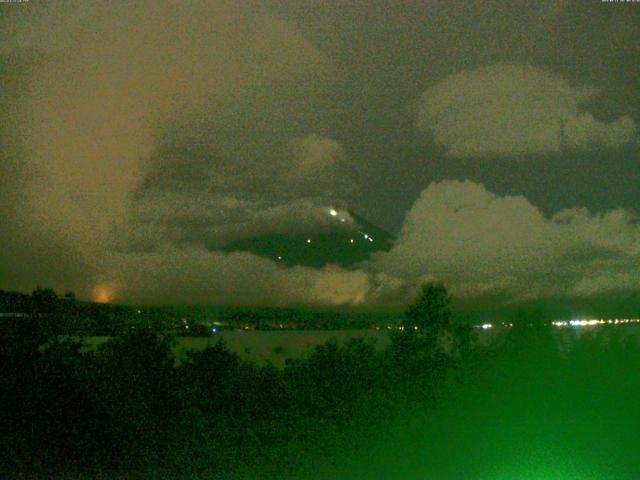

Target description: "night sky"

left=0, top=1, right=639, bottom=310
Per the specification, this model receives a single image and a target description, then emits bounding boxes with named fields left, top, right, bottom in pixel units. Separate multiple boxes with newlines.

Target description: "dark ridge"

left=218, top=208, right=395, bottom=267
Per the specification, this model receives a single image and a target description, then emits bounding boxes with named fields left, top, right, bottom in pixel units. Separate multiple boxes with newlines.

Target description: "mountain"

left=219, top=209, right=395, bottom=267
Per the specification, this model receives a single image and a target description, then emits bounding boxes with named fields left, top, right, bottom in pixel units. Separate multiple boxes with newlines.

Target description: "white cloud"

left=417, top=63, right=636, bottom=157
left=368, top=180, right=640, bottom=300
left=99, top=246, right=402, bottom=307
left=48, top=179, right=640, bottom=306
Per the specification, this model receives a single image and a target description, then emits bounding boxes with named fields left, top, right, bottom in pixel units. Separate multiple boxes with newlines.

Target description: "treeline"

left=219, top=307, right=400, bottom=330
left=0, top=288, right=143, bottom=336
left=0, top=289, right=179, bottom=336
left=0, top=326, right=477, bottom=479
left=0, top=288, right=404, bottom=335
left=0, top=283, right=475, bottom=479
left=3, top=283, right=639, bottom=478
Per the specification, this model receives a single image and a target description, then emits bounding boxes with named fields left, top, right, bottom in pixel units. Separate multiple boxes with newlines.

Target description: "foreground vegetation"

left=0, top=326, right=466, bottom=478
left=2, top=284, right=640, bottom=479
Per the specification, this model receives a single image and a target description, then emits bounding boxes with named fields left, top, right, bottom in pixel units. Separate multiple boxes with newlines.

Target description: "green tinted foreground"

left=300, top=328, right=640, bottom=480
left=2, top=325, right=639, bottom=479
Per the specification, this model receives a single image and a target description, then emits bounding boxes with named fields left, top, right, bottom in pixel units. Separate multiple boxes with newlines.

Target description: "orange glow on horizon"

left=93, top=286, right=112, bottom=304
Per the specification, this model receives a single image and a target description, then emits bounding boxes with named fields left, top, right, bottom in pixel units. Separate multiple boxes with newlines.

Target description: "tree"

left=31, top=288, right=59, bottom=314
left=405, top=282, right=452, bottom=335
left=62, top=291, right=76, bottom=302
left=385, top=283, right=454, bottom=393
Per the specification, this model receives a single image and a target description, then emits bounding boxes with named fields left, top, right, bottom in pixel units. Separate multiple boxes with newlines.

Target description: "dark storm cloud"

left=1, top=0, right=639, bottom=309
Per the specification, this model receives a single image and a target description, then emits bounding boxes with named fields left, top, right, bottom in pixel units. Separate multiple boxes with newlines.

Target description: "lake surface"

left=81, top=329, right=390, bottom=366
left=77, top=324, right=640, bottom=366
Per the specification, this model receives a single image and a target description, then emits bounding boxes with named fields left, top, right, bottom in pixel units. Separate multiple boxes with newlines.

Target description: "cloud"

left=126, top=195, right=360, bottom=251
left=126, top=131, right=353, bottom=251
left=13, top=1, right=332, bottom=240
left=0, top=3, right=378, bottom=307
left=368, top=180, right=640, bottom=300
left=2, top=4, right=639, bottom=309
left=0, top=2, right=347, bottom=296
left=97, top=246, right=403, bottom=307
left=286, top=135, right=348, bottom=195
left=417, top=63, right=636, bottom=157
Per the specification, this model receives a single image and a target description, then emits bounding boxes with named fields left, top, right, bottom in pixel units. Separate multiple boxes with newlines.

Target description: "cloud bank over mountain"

left=1, top=1, right=639, bottom=310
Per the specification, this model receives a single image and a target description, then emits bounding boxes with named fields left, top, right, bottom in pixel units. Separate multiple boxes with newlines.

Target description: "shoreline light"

left=475, top=319, right=640, bottom=329
left=552, top=318, right=640, bottom=327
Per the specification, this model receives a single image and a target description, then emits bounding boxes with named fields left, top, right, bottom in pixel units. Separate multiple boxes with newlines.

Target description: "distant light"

left=481, top=323, right=493, bottom=330
left=185, top=325, right=189, bottom=329
left=340, top=218, right=346, bottom=223
left=349, top=239, right=355, bottom=244
left=306, top=239, right=312, bottom=244
left=93, top=286, right=112, bottom=304
left=368, top=237, right=373, bottom=242
left=329, top=208, right=338, bottom=216
left=211, top=328, right=217, bottom=333
left=277, top=255, right=283, bottom=260
left=363, top=234, right=369, bottom=239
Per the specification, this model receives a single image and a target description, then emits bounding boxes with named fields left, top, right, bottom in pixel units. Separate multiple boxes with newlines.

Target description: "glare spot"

left=93, top=286, right=112, bottom=304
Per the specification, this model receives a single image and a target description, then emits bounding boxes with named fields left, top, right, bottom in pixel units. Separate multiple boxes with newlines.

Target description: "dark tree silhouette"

left=405, top=282, right=452, bottom=335
left=31, top=287, right=59, bottom=314
left=62, top=291, right=76, bottom=302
